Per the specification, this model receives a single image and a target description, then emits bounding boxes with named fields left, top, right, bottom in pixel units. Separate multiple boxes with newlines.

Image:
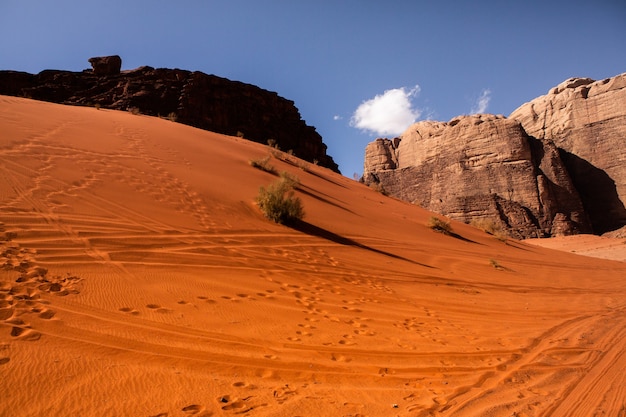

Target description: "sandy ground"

left=525, top=235, right=626, bottom=263
left=1, top=96, right=625, bottom=417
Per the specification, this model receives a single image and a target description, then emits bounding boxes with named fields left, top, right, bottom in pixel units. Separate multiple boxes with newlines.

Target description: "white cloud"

left=333, top=115, right=343, bottom=120
left=471, top=89, right=491, bottom=114
left=350, top=85, right=421, bottom=137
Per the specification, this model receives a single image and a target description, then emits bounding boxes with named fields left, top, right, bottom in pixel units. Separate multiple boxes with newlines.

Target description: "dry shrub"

left=470, top=218, right=508, bottom=241
left=490, top=259, right=504, bottom=270
left=368, top=182, right=388, bottom=196
left=428, top=216, right=453, bottom=235
left=249, top=155, right=276, bottom=173
left=256, top=173, right=304, bottom=224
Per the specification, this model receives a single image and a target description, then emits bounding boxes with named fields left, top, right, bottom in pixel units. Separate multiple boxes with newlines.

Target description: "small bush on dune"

left=278, top=171, right=300, bottom=189
left=490, top=258, right=505, bottom=270
left=256, top=173, right=304, bottom=224
left=249, top=155, right=276, bottom=173
left=368, top=182, right=388, bottom=196
left=428, top=216, right=453, bottom=235
left=470, top=218, right=508, bottom=241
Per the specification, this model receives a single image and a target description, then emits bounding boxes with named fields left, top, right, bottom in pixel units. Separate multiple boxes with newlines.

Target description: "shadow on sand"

left=290, top=219, right=434, bottom=269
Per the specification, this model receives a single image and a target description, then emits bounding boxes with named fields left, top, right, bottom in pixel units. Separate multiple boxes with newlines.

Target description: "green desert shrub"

left=428, top=216, right=453, bottom=235
left=256, top=173, right=304, bottom=224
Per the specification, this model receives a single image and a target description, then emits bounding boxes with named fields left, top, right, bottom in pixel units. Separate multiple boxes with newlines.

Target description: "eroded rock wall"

left=363, top=114, right=590, bottom=238
left=510, top=74, right=626, bottom=233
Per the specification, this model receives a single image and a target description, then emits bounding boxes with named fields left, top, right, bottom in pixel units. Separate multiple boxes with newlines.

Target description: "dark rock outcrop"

left=363, top=114, right=591, bottom=239
left=0, top=58, right=339, bottom=172
left=88, top=55, right=122, bottom=76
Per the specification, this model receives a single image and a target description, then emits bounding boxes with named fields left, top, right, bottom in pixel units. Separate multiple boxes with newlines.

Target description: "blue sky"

left=1, top=1, right=625, bottom=177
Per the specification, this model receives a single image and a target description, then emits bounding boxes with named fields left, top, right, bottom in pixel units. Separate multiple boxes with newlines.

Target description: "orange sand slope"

left=525, top=235, right=626, bottom=263
left=1, top=95, right=625, bottom=417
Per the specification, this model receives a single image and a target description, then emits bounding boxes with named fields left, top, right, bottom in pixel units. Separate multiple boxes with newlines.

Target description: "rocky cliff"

left=0, top=56, right=339, bottom=172
left=363, top=114, right=591, bottom=238
left=510, top=74, right=626, bottom=234
left=364, top=73, right=626, bottom=238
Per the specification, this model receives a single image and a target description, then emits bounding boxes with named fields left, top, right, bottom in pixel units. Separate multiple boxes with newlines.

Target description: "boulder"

left=88, top=55, right=122, bottom=76
left=510, top=73, right=626, bottom=233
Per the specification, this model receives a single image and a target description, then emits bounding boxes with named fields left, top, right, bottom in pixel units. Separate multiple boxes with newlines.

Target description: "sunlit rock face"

left=510, top=73, right=626, bottom=234
left=363, top=114, right=591, bottom=239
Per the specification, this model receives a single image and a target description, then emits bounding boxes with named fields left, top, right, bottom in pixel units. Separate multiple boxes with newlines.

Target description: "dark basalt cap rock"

left=88, top=55, right=122, bottom=76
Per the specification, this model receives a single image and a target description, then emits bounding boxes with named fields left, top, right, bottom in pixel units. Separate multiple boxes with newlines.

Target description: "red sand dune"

left=1, top=95, right=625, bottom=416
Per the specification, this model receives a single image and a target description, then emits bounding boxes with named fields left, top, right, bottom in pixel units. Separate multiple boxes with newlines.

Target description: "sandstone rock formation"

left=363, top=114, right=591, bottom=239
left=510, top=73, right=626, bottom=234
left=0, top=59, right=339, bottom=172
left=363, top=73, right=626, bottom=238
left=88, top=55, right=122, bottom=76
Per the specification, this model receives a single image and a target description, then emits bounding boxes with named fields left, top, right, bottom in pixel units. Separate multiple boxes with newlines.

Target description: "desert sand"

left=525, top=235, right=626, bottom=263
left=1, top=95, right=625, bottom=417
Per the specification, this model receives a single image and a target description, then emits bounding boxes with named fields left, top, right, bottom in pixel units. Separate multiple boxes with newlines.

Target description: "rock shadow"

left=559, top=149, right=626, bottom=234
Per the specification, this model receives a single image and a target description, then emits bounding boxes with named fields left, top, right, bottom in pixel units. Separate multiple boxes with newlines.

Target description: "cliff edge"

left=0, top=56, right=339, bottom=172
left=363, top=72, right=626, bottom=238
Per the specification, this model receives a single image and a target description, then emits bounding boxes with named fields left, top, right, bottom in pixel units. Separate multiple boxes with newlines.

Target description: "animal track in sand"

left=1, top=232, right=81, bottom=346
left=181, top=404, right=206, bottom=415
left=232, top=381, right=257, bottom=389
left=272, top=384, right=297, bottom=405
left=146, top=304, right=172, bottom=314
left=196, top=296, right=217, bottom=304
left=119, top=307, right=140, bottom=315
left=217, top=393, right=267, bottom=414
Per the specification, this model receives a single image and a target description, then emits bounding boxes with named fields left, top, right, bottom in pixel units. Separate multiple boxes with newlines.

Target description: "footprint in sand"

left=0, top=307, right=13, bottom=321
left=11, top=327, right=41, bottom=341
left=181, top=404, right=205, bottom=415
left=145, top=304, right=172, bottom=313
left=119, top=307, right=140, bottom=315
left=272, top=385, right=297, bottom=405
left=331, top=353, right=352, bottom=362
left=38, top=309, right=56, bottom=320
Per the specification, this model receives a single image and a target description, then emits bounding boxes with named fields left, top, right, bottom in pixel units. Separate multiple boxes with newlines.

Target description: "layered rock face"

left=363, top=114, right=591, bottom=238
left=0, top=57, right=339, bottom=172
left=510, top=74, right=626, bottom=233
